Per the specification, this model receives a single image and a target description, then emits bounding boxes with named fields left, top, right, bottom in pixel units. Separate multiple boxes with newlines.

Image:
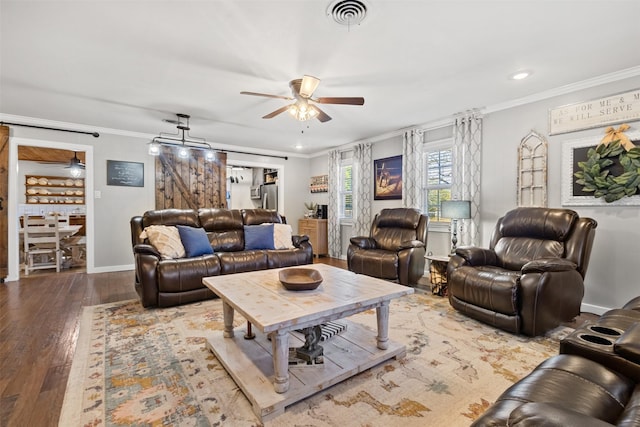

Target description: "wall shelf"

left=25, top=175, right=85, bottom=204
left=309, top=175, right=328, bottom=193
left=264, top=168, right=278, bottom=184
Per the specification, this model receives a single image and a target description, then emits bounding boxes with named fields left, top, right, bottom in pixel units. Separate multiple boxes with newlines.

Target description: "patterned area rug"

left=59, top=292, right=570, bottom=426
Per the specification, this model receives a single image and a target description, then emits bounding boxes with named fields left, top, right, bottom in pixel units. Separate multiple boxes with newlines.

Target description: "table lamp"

left=441, top=200, right=471, bottom=254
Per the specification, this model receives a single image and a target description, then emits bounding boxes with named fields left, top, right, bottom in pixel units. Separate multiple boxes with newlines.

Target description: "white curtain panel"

left=327, top=149, right=342, bottom=258
left=452, top=111, right=483, bottom=247
left=352, top=143, right=372, bottom=237
left=402, top=129, right=424, bottom=210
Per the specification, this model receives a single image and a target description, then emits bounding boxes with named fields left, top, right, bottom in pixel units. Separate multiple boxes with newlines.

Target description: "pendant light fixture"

left=66, top=151, right=85, bottom=178
left=148, top=113, right=216, bottom=161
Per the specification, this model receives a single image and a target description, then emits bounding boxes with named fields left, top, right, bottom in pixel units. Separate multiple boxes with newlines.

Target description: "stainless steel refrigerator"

left=261, top=184, right=278, bottom=210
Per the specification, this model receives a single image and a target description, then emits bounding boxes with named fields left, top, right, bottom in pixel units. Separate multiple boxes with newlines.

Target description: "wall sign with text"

left=107, top=160, right=144, bottom=187
left=549, top=88, right=640, bottom=135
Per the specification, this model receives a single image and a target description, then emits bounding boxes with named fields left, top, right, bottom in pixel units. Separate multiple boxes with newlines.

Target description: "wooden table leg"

left=376, top=301, right=390, bottom=350
left=244, top=321, right=255, bottom=339
left=271, top=330, right=290, bottom=393
left=222, top=302, right=235, bottom=338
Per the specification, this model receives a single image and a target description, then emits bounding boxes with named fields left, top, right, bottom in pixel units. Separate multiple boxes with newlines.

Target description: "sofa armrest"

left=292, top=234, right=309, bottom=248
left=508, top=402, right=615, bottom=427
left=350, top=236, right=377, bottom=249
left=398, top=240, right=425, bottom=250
left=522, top=257, right=577, bottom=274
left=454, top=247, right=497, bottom=266
left=134, top=243, right=161, bottom=258
left=614, top=323, right=640, bottom=363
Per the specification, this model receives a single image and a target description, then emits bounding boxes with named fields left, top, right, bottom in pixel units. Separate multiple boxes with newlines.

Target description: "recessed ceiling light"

left=295, top=143, right=303, bottom=150
left=510, top=70, right=532, bottom=80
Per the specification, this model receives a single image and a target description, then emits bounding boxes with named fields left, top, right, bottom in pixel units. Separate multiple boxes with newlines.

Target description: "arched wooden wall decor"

left=517, top=130, right=548, bottom=207
left=155, top=146, right=227, bottom=209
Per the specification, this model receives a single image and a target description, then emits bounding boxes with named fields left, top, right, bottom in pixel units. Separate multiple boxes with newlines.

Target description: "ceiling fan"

left=240, top=75, right=364, bottom=123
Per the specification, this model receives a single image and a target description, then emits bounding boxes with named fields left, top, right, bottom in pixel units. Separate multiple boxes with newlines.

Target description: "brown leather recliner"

left=447, top=207, right=597, bottom=336
left=347, top=208, right=428, bottom=286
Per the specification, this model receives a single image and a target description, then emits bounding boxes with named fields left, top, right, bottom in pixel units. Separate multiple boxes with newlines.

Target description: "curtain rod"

left=0, top=121, right=100, bottom=137
left=219, top=148, right=288, bottom=161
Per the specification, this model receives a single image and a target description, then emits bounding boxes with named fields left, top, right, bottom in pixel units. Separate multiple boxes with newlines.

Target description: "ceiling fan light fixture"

left=69, top=165, right=82, bottom=178
left=299, top=75, right=320, bottom=98
left=66, top=151, right=85, bottom=177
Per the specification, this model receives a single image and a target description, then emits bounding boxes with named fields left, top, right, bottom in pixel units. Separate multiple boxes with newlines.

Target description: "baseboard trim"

left=90, top=264, right=134, bottom=274
left=581, top=302, right=611, bottom=316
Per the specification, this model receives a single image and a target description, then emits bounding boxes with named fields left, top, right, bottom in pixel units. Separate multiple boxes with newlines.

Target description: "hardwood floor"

left=0, top=257, right=346, bottom=427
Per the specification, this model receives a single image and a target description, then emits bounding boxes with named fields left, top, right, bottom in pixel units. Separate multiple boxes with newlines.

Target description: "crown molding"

left=0, top=113, right=310, bottom=160
left=484, top=65, right=640, bottom=114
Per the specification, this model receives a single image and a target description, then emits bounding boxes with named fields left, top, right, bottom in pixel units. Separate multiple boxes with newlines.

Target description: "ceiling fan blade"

left=312, top=105, right=332, bottom=123
left=262, top=105, right=291, bottom=119
left=299, top=75, right=321, bottom=98
left=240, top=91, right=293, bottom=101
left=315, top=97, right=365, bottom=105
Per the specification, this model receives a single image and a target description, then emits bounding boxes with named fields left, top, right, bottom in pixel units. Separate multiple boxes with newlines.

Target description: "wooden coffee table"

left=203, top=264, right=414, bottom=421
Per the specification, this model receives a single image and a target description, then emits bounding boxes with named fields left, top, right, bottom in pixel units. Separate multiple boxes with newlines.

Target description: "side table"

left=425, top=254, right=450, bottom=296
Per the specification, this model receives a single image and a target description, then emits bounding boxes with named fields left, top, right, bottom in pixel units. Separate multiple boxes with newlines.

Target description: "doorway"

left=225, top=160, right=285, bottom=213
left=7, top=137, right=94, bottom=281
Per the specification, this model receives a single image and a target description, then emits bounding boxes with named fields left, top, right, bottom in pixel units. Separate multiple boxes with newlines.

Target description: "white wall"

left=228, top=167, right=255, bottom=210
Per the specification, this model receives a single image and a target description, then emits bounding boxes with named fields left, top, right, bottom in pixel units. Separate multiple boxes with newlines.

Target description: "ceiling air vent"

left=327, top=0, right=368, bottom=27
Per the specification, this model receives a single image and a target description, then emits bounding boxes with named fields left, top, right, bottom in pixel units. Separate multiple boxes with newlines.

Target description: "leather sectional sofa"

left=131, top=208, right=312, bottom=308
left=472, top=297, right=640, bottom=426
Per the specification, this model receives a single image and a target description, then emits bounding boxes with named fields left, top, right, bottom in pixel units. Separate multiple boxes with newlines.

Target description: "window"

left=423, top=142, right=453, bottom=223
left=339, top=161, right=353, bottom=220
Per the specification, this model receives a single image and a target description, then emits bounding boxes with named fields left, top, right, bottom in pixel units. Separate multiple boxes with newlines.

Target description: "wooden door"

left=155, top=146, right=227, bottom=209
left=0, top=126, right=9, bottom=280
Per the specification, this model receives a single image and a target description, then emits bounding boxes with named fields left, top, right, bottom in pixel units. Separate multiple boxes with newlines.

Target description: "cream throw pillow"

left=139, top=225, right=186, bottom=259
left=273, top=223, right=294, bottom=249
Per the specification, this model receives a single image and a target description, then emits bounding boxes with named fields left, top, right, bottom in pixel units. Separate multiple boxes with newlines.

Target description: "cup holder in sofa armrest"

left=588, top=325, right=623, bottom=336
left=614, top=323, right=640, bottom=364
left=578, top=334, right=614, bottom=346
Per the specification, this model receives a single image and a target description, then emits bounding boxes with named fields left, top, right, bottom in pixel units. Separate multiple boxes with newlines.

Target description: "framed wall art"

left=374, top=155, right=402, bottom=200
left=562, top=128, right=640, bottom=206
left=550, top=88, right=640, bottom=135
left=107, top=160, right=144, bottom=187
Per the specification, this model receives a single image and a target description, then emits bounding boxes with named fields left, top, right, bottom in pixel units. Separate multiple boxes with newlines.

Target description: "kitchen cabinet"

left=298, top=218, right=328, bottom=257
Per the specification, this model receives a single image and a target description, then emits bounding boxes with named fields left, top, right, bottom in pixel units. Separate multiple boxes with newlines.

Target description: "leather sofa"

left=347, top=208, right=428, bottom=286
left=447, top=207, right=597, bottom=336
left=131, top=208, right=313, bottom=308
left=472, top=297, right=640, bottom=426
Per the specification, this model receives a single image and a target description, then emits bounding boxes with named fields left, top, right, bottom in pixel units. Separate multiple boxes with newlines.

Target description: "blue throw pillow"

left=244, top=224, right=275, bottom=250
left=176, top=225, right=214, bottom=257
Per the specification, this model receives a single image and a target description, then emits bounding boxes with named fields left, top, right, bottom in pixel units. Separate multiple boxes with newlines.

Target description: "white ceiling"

left=2, top=1, right=640, bottom=156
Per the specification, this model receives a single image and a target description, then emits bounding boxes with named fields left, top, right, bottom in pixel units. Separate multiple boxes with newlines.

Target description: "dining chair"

left=23, top=216, right=61, bottom=275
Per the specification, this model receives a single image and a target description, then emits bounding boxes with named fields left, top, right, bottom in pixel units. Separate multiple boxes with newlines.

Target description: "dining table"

left=19, top=224, right=84, bottom=267
left=19, top=224, right=83, bottom=239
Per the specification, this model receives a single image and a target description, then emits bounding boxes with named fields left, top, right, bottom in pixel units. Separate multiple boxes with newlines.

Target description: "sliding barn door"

left=0, top=126, right=8, bottom=280
left=155, top=147, right=227, bottom=209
